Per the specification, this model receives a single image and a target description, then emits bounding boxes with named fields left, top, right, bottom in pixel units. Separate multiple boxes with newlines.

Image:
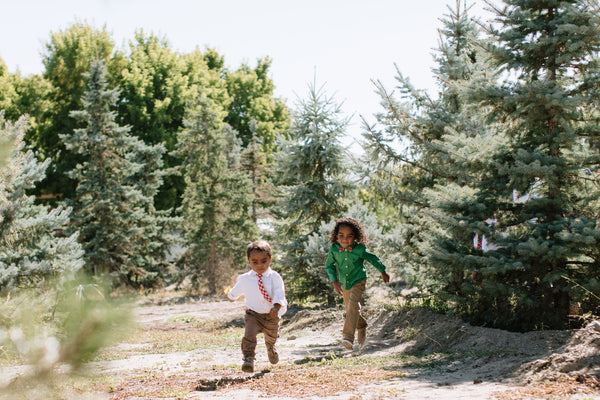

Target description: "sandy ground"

left=83, top=296, right=600, bottom=400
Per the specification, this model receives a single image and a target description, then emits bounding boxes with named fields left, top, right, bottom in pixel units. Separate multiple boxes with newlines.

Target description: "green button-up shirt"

left=324, top=242, right=386, bottom=290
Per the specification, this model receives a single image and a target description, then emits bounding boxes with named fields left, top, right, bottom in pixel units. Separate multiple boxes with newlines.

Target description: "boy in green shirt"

left=325, top=217, right=389, bottom=350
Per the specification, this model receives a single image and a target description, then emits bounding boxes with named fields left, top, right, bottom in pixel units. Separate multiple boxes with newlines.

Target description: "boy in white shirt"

left=228, top=240, right=287, bottom=373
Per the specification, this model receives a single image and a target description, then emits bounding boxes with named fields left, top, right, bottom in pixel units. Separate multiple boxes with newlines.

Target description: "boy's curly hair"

left=328, top=217, right=369, bottom=245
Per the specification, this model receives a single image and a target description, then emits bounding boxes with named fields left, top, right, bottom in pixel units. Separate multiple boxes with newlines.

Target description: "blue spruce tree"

left=62, top=60, right=178, bottom=288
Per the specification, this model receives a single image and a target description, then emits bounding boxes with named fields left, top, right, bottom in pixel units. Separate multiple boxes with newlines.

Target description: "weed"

left=401, top=326, right=420, bottom=340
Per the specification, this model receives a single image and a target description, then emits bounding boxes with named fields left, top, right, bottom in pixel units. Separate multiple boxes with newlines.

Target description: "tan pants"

left=342, top=278, right=367, bottom=342
left=241, top=309, right=280, bottom=359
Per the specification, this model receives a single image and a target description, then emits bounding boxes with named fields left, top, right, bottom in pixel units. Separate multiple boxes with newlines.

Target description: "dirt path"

left=87, top=297, right=600, bottom=400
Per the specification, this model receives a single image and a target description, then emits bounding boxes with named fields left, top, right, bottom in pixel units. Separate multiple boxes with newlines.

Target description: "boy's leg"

left=342, top=279, right=367, bottom=345
left=241, top=310, right=259, bottom=371
left=260, top=315, right=280, bottom=364
left=356, top=283, right=368, bottom=347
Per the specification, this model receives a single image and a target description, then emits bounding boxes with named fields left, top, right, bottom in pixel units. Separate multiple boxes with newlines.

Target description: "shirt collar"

left=251, top=267, right=272, bottom=276
left=336, top=242, right=357, bottom=251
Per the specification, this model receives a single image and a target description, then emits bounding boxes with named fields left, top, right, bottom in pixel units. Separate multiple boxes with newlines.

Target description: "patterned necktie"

left=257, top=273, right=272, bottom=303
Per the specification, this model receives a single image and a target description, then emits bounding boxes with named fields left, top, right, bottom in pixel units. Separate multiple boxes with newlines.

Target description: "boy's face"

left=337, top=225, right=355, bottom=249
left=248, top=250, right=271, bottom=275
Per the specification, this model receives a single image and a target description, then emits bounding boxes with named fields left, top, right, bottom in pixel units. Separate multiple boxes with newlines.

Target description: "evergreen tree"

left=62, top=60, right=175, bottom=288
left=37, top=23, right=124, bottom=203
left=274, top=81, right=353, bottom=303
left=241, top=120, right=277, bottom=225
left=0, top=113, right=83, bottom=294
left=124, top=139, right=182, bottom=287
left=370, top=0, right=600, bottom=330
left=177, top=91, right=255, bottom=295
left=362, top=1, right=493, bottom=291
left=437, top=0, right=600, bottom=330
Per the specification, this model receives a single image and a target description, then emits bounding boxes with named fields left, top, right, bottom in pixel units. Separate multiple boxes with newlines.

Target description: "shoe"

left=267, top=346, right=279, bottom=364
left=342, top=339, right=353, bottom=350
left=357, top=328, right=366, bottom=348
left=242, top=357, right=254, bottom=373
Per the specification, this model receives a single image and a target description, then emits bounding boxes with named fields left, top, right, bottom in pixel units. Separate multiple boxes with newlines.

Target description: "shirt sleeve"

left=324, top=245, right=339, bottom=282
left=227, top=276, right=244, bottom=300
left=362, top=247, right=386, bottom=273
left=270, top=271, right=288, bottom=316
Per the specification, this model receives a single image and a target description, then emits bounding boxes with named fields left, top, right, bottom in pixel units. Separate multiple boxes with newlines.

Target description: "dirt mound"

left=281, top=307, right=343, bottom=333
left=518, top=320, right=600, bottom=383
left=282, top=304, right=599, bottom=385
left=367, top=306, right=571, bottom=356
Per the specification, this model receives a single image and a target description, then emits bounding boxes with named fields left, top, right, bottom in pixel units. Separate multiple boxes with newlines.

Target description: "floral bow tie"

left=339, top=246, right=352, bottom=252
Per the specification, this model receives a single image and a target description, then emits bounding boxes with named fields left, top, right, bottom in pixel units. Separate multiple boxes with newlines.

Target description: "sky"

left=0, top=0, right=488, bottom=148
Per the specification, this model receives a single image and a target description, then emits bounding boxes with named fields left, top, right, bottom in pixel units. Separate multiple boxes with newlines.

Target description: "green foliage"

left=0, top=113, right=127, bottom=399
left=362, top=1, right=492, bottom=293
left=0, top=61, right=20, bottom=121
left=34, top=23, right=124, bottom=204
left=177, top=91, right=256, bottom=295
left=0, top=113, right=83, bottom=293
left=241, top=121, right=278, bottom=225
left=117, top=31, right=192, bottom=211
left=225, top=57, right=290, bottom=156
left=365, top=0, right=600, bottom=331
left=62, top=60, right=177, bottom=288
left=448, top=0, right=600, bottom=330
left=274, top=81, right=353, bottom=302
left=0, top=283, right=133, bottom=399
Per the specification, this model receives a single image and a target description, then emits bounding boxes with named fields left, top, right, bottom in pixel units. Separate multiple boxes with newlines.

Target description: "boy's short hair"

left=247, top=240, right=272, bottom=259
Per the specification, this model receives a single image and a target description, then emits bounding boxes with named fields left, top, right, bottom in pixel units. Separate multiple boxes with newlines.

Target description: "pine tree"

left=362, top=1, right=494, bottom=291
left=124, top=139, right=182, bottom=287
left=446, top=0, right=600, bottom=330
left=178, top=91, right=256, bottom=295
left=241, top=120, right=277, bottom=226
left=36, top=23, right=120, bottom=204
left=62, top=60, right=176, bottom=288
left=402, top=0, right=600, bottom=330
left=0, top=113, right=83, bottom=294
left=274, top=81, right=353, bottom=303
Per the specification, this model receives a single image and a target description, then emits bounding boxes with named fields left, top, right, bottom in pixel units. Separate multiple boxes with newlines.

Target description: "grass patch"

left=240, top=357, right=405, bottom=397
left=78, top=354, right=406, bottom=399
left=93, top=318, right=244, bottom=361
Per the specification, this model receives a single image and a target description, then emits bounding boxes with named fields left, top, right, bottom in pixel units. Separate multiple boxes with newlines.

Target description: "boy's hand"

left=332, top=280, right=343, bottom=296
left=270, top=303, right=282, bottom=318
left=381, top=271, right=390, bottom=283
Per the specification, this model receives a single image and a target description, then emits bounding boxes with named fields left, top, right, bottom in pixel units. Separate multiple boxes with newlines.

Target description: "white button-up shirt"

left=228, top=267, right=287, bottom=317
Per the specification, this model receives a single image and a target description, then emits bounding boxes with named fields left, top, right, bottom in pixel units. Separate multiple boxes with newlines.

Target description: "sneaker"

left=242, top=357, right=254, bottom=373
left=267, top=346, right=279, bottom=364
left=342, top=339, right=353, bottom=350
left=357, top=328, right=367, bottom=348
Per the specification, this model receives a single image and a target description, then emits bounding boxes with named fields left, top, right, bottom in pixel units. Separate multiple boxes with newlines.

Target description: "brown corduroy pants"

left=241, top=309, right=280, bottom=360
left=342, top=278, right=367, bottom=343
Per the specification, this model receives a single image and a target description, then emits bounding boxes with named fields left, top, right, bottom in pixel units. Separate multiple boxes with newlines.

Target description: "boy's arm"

left=324, top=246, right=338, bottom=283
left=362, top=248, right=386, bottom=273
left=325, top=247, right=343, bottom=296
left=362, top=248, right=390, bottom=283
left=270, top=273, right=287, bottom=309
left=227, top=278, right=243, bottom=301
